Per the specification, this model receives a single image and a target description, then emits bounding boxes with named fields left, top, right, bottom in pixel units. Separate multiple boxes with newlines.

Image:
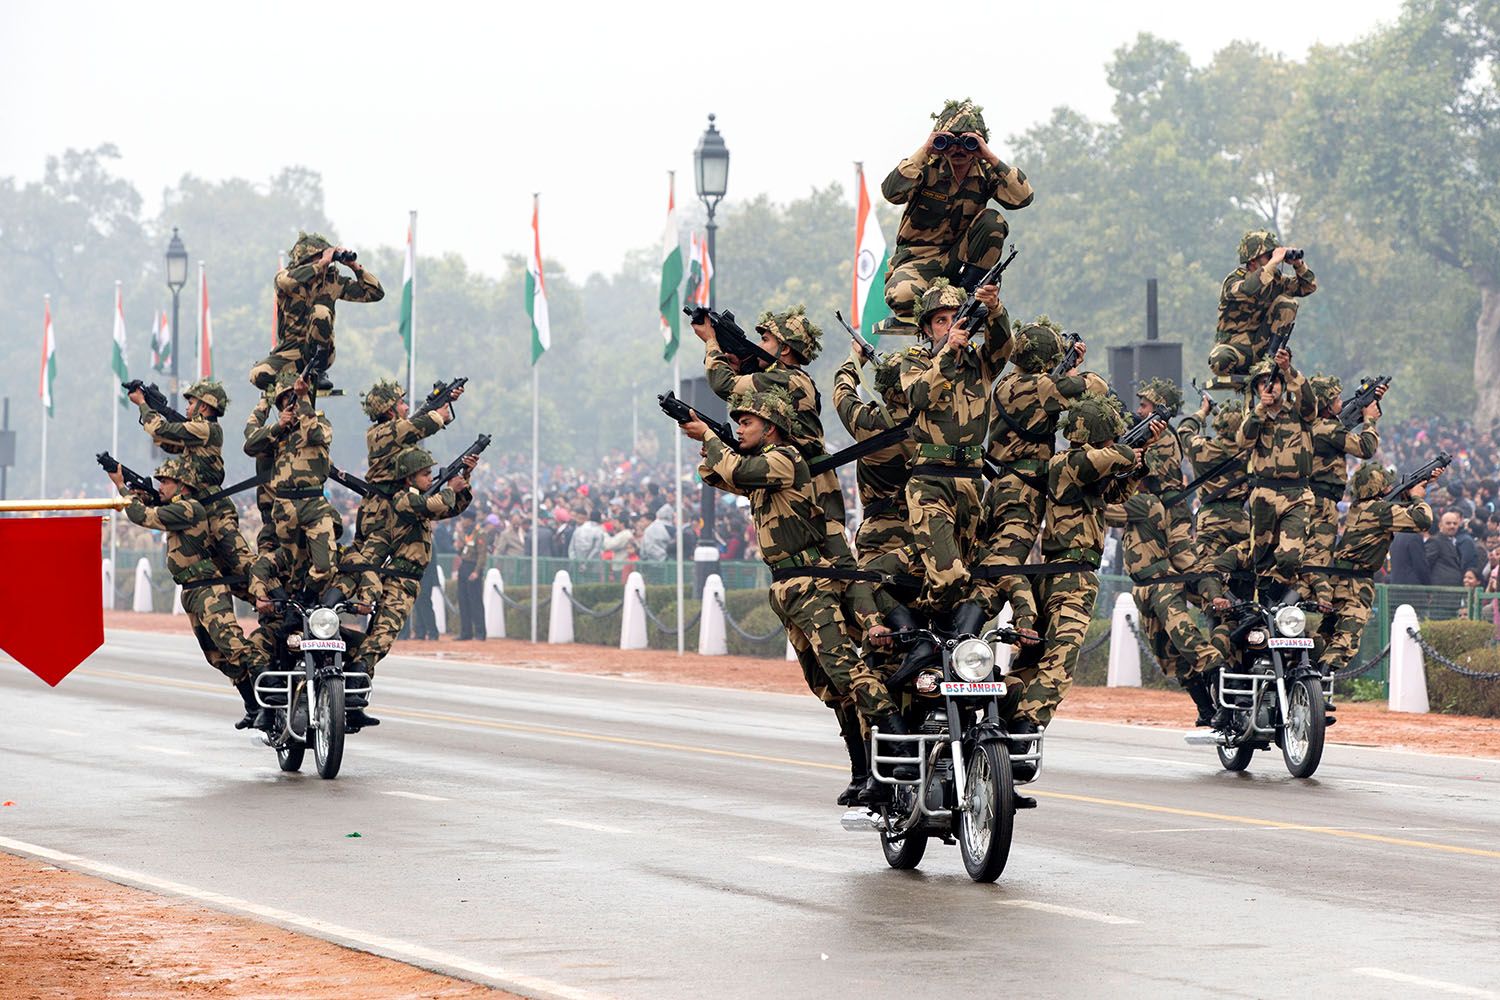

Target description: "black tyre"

left=1217, top=742, right=1255, bottom=771
left=1281, top=677, right=1326, bottom=779
left=881, top=830, right=929, bottom=870
left=314, top=678, right=345, bottom=780
left=958, top=741, right=1014, bottom=883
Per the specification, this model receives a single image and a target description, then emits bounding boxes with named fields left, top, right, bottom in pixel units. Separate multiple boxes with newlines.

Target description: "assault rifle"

left=1119, top=403, right=1178, bottom=449
left=1264, top=321, right=1295, bottom=361
left=950, top=245, right=1019, bottom=334
left=298, top=344, right=329, bottom=384
left=834, top=310, right=894, bottom=426
left=328, top=465, right=370, bottom=498
left=1339, top=375, right=1391, bottom=428
left=835, top=310, right=880, bottom=365
left=96, top=451, right=161, bottom=505
left=414, top=376, right=468, bottom=419
left=683, top=306, right=778, bottom=373
left=121, top=380, right=188, bottom=423
left=1191, top=377, right=1216, bottom=414
left=658, top=391, right=740, bottom=453
left=1384, top=451, right=1451, bottom=502
left=1049, top=331, right=1082, bottom=379
left=425, top=434, right=492, bottom=498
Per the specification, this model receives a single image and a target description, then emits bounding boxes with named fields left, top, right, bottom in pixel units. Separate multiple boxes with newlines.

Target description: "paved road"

left=3, top=630, right=1499, bottom=1000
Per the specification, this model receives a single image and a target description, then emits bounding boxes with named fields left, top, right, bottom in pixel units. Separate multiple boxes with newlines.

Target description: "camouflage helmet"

left=1310, top=374, right=1343, bottom=409
left=914, top=278, right=967, bottom=331
left=153, top=458, right=196, bottom=489
left=392, top=446, right=435, bottom=481
left=1238, top=229, right=1281, bottom=264
left=728, top=389, right=795, bottom=438
left=361, top=378, right=405, bottom=420
left=184, top=378, right=229, bottom=416
left=1062, top=392, right=1127, bottom=445
left=755, top=305, right=823, bottom=363
left=931, top=98, right=990, bottom=142
left=1011, top=317, right=1063, bottom=374
left=1212, top=399, right=1244, bottom=437
left=1350, top=462, right=1391, bottom=501
left=1247, top=358, right=1282, bottom=390
left=288, top=231, right=333, bottom=266
left=1136, top=377, right=1182, bottom=411
left=272, top=366, right=300, bottom=403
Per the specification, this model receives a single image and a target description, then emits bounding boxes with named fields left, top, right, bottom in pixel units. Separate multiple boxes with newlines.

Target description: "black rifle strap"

left=992, top=401, right=1055, bottom=444
left=971, top=561, right=1096, bottom=579
left=1163, top=451, right=1246, bottom=508
left=808, top=419, right=915, bottom=476
left=198, top=472, right=270, bottom=506
left=1195, top=475, right=1252, bottom=507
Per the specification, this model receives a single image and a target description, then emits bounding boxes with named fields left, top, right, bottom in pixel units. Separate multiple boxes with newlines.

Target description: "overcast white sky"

left=1, top=0, right=1404, bottom=281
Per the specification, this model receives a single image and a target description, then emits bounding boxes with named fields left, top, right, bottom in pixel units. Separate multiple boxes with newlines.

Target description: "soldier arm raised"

left=1286, top=261, right=1317, bottom=297
left=880, top=156, right=931, bottom=205
left=338, top=266, right=385, bottom=303
left=1387, top=499, right=1434, bottom=534
left=981, top=158, right=1035, bottom=210
left=242, top=398, right=276, bottom=457
left=1075, top=443, right=1139, bottom=486
left=277, top=262, right=325, bottom=291
left=979, top=303, right=1013, bottom=381
left=1339, top=421, right=1380, bottom=460
left=124, top=495, right=203, bottom=532
left=701, top=437, right=797, bottom=491
left=703, top=335, right=760, bottom=400
left=832, top=357, right=887, bottom=437
left=1286, top=368, right=1317, bottom=423
left=1040, top=370, right=1108, bottom=414
left=138, top=405, right=212, bottom=449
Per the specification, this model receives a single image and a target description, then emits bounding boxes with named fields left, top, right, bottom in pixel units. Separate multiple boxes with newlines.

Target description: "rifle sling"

left=1163, top=452, right=1246, bottom=508
left=198, top=472, right=270, bottom=506
left=809, top=419, right=914, bottom=476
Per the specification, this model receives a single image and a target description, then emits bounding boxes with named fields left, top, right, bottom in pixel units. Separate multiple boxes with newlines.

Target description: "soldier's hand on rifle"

left=1198, top=395, right=1212, bottom=418
left=1146, top=418, right=1167, bottom=444
left=1015, top=627, right=1040, bottom=646
left=974, top=283, right=1000, bottom=315
left=294, top=375, right=310, bottom=397
left=1363, top=400, right=1381, bottom=422
left=948, top=321, right=972, bottom=352
left=277, top=406, right=296, bottom=430
left=255, top=598, right=275, bottom=615
left=1072, top=339, right=1087, bottom=372
left=1274, top=347, right=1292, bottom=373
left=106, top=467, right=124, bottom=491
left=460, top=454, right=480, bottom=478
left=1258, top=382, right=1279, bottom=411
left=691, top=315, right=714, bottom=344
left=679, top=417, right=709, bottom=443
left=127, top=387, right=145, bottom=406
left=1374, top=383, right=1387, bottom=401
left=1211, top=596, right=1231, bottom=612
left=449, top=384, right=466, bottom=401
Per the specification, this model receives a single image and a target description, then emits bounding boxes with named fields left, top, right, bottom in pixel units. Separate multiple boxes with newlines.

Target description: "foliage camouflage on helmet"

left=288, top=231, right=333, bottom=267
left=361, top=377, right=405, bottom=420
left=272, top=366, right=300, bottom=402
left=914, top=277, right=967, bottom=331
left=931, top=98, right=990, bottom=142
left=1212, top=399, right=1245, bottom=437
left=393, top=446, right=435, bottom=481
left=1237, top=229, right=1281, bottom=264
left=728, top=388, right=795, bottom=437
left=1350, top=462, right=1391, bottom=501
left=755, top=305, right=823, bottom=363
left=184, top=378, right=229, bottom=415
left=1062, top=392, right=1127, bottom=445
left=1011, top=316, right=1063, bottom=373
left=1136, top=376, right=1182, bottom=411
left=1310, top=374, right=1343, bottom=409
left=1247, top=358, right=1282, bottom=390
left=153, top=457, right=197, bottom=488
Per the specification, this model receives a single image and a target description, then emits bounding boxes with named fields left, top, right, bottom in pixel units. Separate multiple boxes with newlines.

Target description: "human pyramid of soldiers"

left=667, top=98, right=1446, bottom=809
left=104, top=231, right=484, bottom=732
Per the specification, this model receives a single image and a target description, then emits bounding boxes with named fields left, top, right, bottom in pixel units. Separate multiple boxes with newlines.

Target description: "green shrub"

left=1414, top=619, right=1492, bottom=659
left=1420, top=638, right=1500, bottom=718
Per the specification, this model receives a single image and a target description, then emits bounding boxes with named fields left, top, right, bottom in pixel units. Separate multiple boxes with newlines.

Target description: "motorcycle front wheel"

left=958, top=741, right=1014, bottom=883
left=1280, top=677, right=1325, bottom=778
left=314, top=678, right=346, bottom=780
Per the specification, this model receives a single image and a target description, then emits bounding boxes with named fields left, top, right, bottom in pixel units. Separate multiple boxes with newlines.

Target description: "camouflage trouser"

left=769, top=574, right=896, bottom=721
left=1248, top=485, right=1313, bottom=589
left=182, top=581, right=265, bottom=684
left=1195, top=500, right=1249, bottom=555
left=854, top=508, right=911, bottom=563
left=1135, top=584, right=1219, bottom=681
left=254, top=489, right=277, bottom=554
left=905, top=472, right=983, bottom=611
left=1315, top=575, right=1375, bottom=673
left=359, top=574, right=421, bottom=676
left=1208, top=295, right=1301, bottom=376
left=206, top=497, right=255, bottom=600
left=271, top=494, right=338, bottom=588
left=249, top=327, right=338, bottom=389
left=883, top=209, right=1011, bottom=328
left=787, top=625, right=851, bottom=710
left=973, top=470, right=1046, bottom=629
left=353, top=487, right=399, bottom=547
left=1007, top=570, right=1098, bottom=726
left=1300, top=494, right=1341, bottom=604
left=811, top=469, right=858, bottom=570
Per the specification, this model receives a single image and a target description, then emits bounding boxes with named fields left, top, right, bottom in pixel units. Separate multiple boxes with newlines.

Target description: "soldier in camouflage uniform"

left=250, top=231, right=385, bottom=390
left=832, top=351, right=915, bottom=563
left=257, top=369, right=338, bottom=596
left=1237, top=352, right=1317, bottom=597
left=1209, top=230, right=1316, bottom=380
left=1135, top=378, right=1196, bottom=557
left=354, top=378, right=459, bottom=543
left=1302, top=375, right=1382, bottom=608
left=243, top=388, right=280, bottom=554
left=1178, top=396, right=1250, bottom=555
left=107, top=458, right=268, bottom=728
left=879, top=99, right=1033, bottom=333
left=129, top=378, right=254, bottom=598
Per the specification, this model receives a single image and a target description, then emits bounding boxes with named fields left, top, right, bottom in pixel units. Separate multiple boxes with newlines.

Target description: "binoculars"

left=1284, top=248, right=1304, bottom=262
left=332, top=249, right=358, bottom=264
left=933, top=133, right=980, bottom=153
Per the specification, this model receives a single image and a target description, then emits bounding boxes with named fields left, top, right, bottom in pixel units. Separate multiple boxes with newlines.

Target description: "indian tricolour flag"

left=527, top=195, right=550, bottom=364
left=40, top=296, right=56, bottom=417
left=112, top=282, right=129, bottom=406
left=658, top=174, right=683, bottom=361
left=852, top=163, right=891, bottom=339
left=399, top=215, right=415, bottom=364
left=197, top=262, right=213, bottom=378
left=151, top=308, right=171, bottom=373
left=685, top=231, right=712, bottom=309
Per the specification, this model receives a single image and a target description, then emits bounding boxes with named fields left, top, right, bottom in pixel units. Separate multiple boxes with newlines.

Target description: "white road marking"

left=544, top=818, right=631, bottom=835
left=134, top=745, right=189, bottom=756
left=1119, top=755, right=1202, bottom=769
left=379, top=790, right=451, bottom=802
left=47, top=728, right=85, bottom=737
left=1351, top=967, right=1499, bottom=998
left=1109, top=827, right=1242, bottom=834
left=996, top=899, right=1139, bottom=925
left=0, top=835, right=612, bottom=1000
left=753, top=854, right=854, bottom=875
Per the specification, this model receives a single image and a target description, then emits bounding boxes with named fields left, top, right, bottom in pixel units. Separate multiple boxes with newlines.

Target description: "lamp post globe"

left=691, top=115, right=730, bottom=583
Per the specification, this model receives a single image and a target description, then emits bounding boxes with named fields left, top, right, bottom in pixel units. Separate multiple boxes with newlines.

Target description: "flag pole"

left=530, top=364, right=539, bottom=644
left=110, top=281, right=120, bottom=606
left=407, top=210, right=418, bottom=401
left=40, top=294, right=49, bottom=498
left=674, top=354, right=684, bottom=655
left=274, top=252, right=283, bottom=348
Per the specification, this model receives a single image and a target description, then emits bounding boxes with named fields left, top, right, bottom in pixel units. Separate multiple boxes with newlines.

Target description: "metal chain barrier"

left=489, top=583, right=549, bottom=612
left=1123, top=613, right=1166, bottom=676
left=1408, top=627, right=1500, bottom=680
left=1329, top=641, right=1391, bottom=682
left=715, top=593, right=784, bottom=643
left=637, top=590, right=702, bottom=636
left=1078, top=627, right=1112, bottom=657
left=561, top=587, right=624, bottom=619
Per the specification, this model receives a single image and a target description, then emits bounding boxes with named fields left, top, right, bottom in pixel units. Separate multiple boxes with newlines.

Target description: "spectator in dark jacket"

left=1389, top=531, right=1432, bottom=586
left=1426, top=509, right=1467, bottom=587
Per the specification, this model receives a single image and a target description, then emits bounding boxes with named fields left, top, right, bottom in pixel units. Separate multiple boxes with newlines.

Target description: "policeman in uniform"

left=1209, top=230, right=1316, bottom=382
left=1303, top=375, right=1382, bottom=609
left=453, top=507, right=491, bottom=640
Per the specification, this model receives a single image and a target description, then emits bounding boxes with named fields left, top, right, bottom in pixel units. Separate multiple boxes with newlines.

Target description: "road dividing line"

left=545, top=818, right=631, bottom=835
left=0, top=835, right=612, bottom=1000
left=1351, top=967, right=1499, bottom=998
left=753, top=854, right=855, bottom=875
left=380, top=790, right=450, bottom=802
left=134, top=745, right=189, bottom=756
left=996, top=899, right=1139, bottom=925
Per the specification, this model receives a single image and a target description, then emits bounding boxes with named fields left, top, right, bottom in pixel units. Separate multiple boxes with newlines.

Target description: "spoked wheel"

left=314, top=678, right=346, bottom=780
left=958, top=741, right=1014, bottom=883
left=1217, top=740, right=1255, bottom=771
left=1280, top=677, right=1326, bottom=778
left=880, top=788, right=928, bottom=870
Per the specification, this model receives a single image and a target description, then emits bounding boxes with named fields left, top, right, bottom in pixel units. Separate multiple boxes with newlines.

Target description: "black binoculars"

left=933, top=133, right=980, bottom=153
left=1284, top=248, right=1304, bottom=262
left=332, top=249, right=358, bottom=264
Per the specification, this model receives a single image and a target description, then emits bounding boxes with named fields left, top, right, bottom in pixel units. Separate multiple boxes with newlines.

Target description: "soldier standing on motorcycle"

left=1177, top=397, right=1251, bottom=555
left=1237, top=350, right=1317, bottom=600
left=1302, top=375, right=1382, bottom=610
left=243, top=387, right=281, bottom=555
left=261, top=369, right=339, bottom=602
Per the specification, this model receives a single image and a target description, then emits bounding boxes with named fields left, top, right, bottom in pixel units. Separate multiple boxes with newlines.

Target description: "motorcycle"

left=842, top=619, right=1040, bottom=883
left=252, top=597, right=372, bottom=779
left=1185, top=600, right=1330, bottom=778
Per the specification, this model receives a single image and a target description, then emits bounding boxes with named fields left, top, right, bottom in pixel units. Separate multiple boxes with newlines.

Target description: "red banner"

left=0, top=516, right=104, bottom=686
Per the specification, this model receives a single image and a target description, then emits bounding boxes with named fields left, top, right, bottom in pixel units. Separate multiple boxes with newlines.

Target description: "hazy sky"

left=2, top=0, right=1404, bottom=281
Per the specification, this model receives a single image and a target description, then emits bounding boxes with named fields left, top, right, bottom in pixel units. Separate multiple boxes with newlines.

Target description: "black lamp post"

left=164, top=228, right=189, bottom=409
left=692, top=115, right=729, bottom=580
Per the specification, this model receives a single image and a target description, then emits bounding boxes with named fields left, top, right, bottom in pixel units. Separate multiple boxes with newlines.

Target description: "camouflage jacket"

left=704, top=343, right=824, bottom=458
left=1237, top=369, right=1316, bottom=482
left=832, top=357, right=914, bottom=508
left=242, top=395, right=278, bottom=510
left=139, top=404, right=225, bottom=488
left=986, top=370, right=1106, bottom=467
left=881, top=154, right=1033, bottom=250
left=1105, top=491, right=1221, bottom=597
left=1216, top=261, right=1316, bottom=344
left=382, top=485, right=473, bottom=575
left=1142, top=422, right=1187, bottom=496
left=124, top=494, right=216, bottom=585
left=1176, top=414, right=1248, bottom=504
left=274, top=263, right=384, bottom=347
left=899, top=309, right=1012, bottom=455
left=1333, top=499, right=1433, bottom=574
left=1309, top=417, right=1379, bottom=498
left=367, top=409, right=448, bottom=483
left=267, top=396, right=331, bottom=491
left=247, top=544, right=310, bottom=602
left=1041, top=443, right=1137, bottom=564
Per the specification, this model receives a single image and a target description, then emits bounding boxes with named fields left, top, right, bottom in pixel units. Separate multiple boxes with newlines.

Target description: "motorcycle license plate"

left=300, top=638, right=346, bottom=652
left=940, top=681, right=1007, bottom=696
left=1267, top=637, right=1313, bottom=649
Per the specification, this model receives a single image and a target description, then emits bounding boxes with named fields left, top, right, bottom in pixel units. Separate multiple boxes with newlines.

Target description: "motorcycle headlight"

left=1245, top=629, right=1268, bottom=648
left=1274, top=606, right=1306, bottom=638
left=952, top=638, right=995, bottom=682
left=308, top=607, right=341, bottom=639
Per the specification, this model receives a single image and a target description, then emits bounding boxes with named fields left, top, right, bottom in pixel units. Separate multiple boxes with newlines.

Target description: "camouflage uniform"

left=262, top=372, right=337, bottom=589
left=249, top=231, right=385, bottom=389
left=1303, top=376, right=1380, bottom=604
left=1135, top=379, right=1203, bottom=598
left=831, top=354, right=915, bottom=563
left=242, top=390, right=280, bottom=554
left=699, top=390, right=898, bottom=723
left=1008, top=396, right=1136, bottom=726
left=351, top=379, right=451, bottom=547
left=1177, top=402, right=1250, bottom=555
left=1209, top=230, right=1317, bottom=378
left=880, top=100, right=1033, bottom=330
left=1317, top=465, right=1432, bottom=672
left=899, top=280, right=1012, bottom=611
left=1237, top=360, right=1317, bottom=590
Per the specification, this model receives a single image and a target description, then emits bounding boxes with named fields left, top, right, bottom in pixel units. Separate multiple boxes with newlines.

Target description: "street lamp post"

left=693, top=114, right=729, bottom=584
left=164, top=228, right=189, bottom=409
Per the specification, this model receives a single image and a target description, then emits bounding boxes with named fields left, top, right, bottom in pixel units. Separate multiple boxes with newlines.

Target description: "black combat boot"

left=1202, top=668, right=1233, bottom=730
left=881, top=604, right=940, bottom=691
left=345, top=675, right=380, bottom=729
left=834, top=706, right=868, bottom=807
left=233, top=677, right=259, bottom=730
left=1008, top=718, right=1040, bottom=780
left=313, top=371, right=335, bottom=392
left=950, top=601, right=990, bottom=638
left=1184, top=675, right=1217, bottom=727
left=871, top=713, right=918, bottom=781
left=320, top=587, right=346, bottom=609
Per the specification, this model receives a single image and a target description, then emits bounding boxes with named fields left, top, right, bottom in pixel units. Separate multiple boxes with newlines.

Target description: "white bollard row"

left=172, top=583, right=184, bottom=616
left=698, top=574, right=727, bottom=656
left=1106, top=592, right=1141, bottom=687
left=483, top=567, right=507, bottom=639
left=620, top=571, right=648, bottom=650
left=1387, top=603, right=1429, bottom=714
left=432, top=565, right=447, bottom=635
left=101, top=559, right=114, bottom=611
left=132, top=558, right=154, bottom=612
left=548, top=570, right=574, bottom=645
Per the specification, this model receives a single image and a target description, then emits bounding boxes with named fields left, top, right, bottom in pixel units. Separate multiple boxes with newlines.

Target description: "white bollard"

left=101, top=559, right=114, bottom=611
left=786, top=638, right=797, bottom=662
left=1388, top=604, right=1429, bottom=714
left=172, top=584, right=184, bottom=616
left=698, top=574, right=728, bottom=656
left=619, top=571, right=648, bottom=650
left=132, top=558, right=153, bottom=612
left=483, top=568, right=507, bottom=639
left=1106, top=592, right=1141, bottom=687
left=548, top=570, right=575, bottom=644
left=993, top=603, right=1015, bottom=676
left=432, top=565, right=447, bottom=635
